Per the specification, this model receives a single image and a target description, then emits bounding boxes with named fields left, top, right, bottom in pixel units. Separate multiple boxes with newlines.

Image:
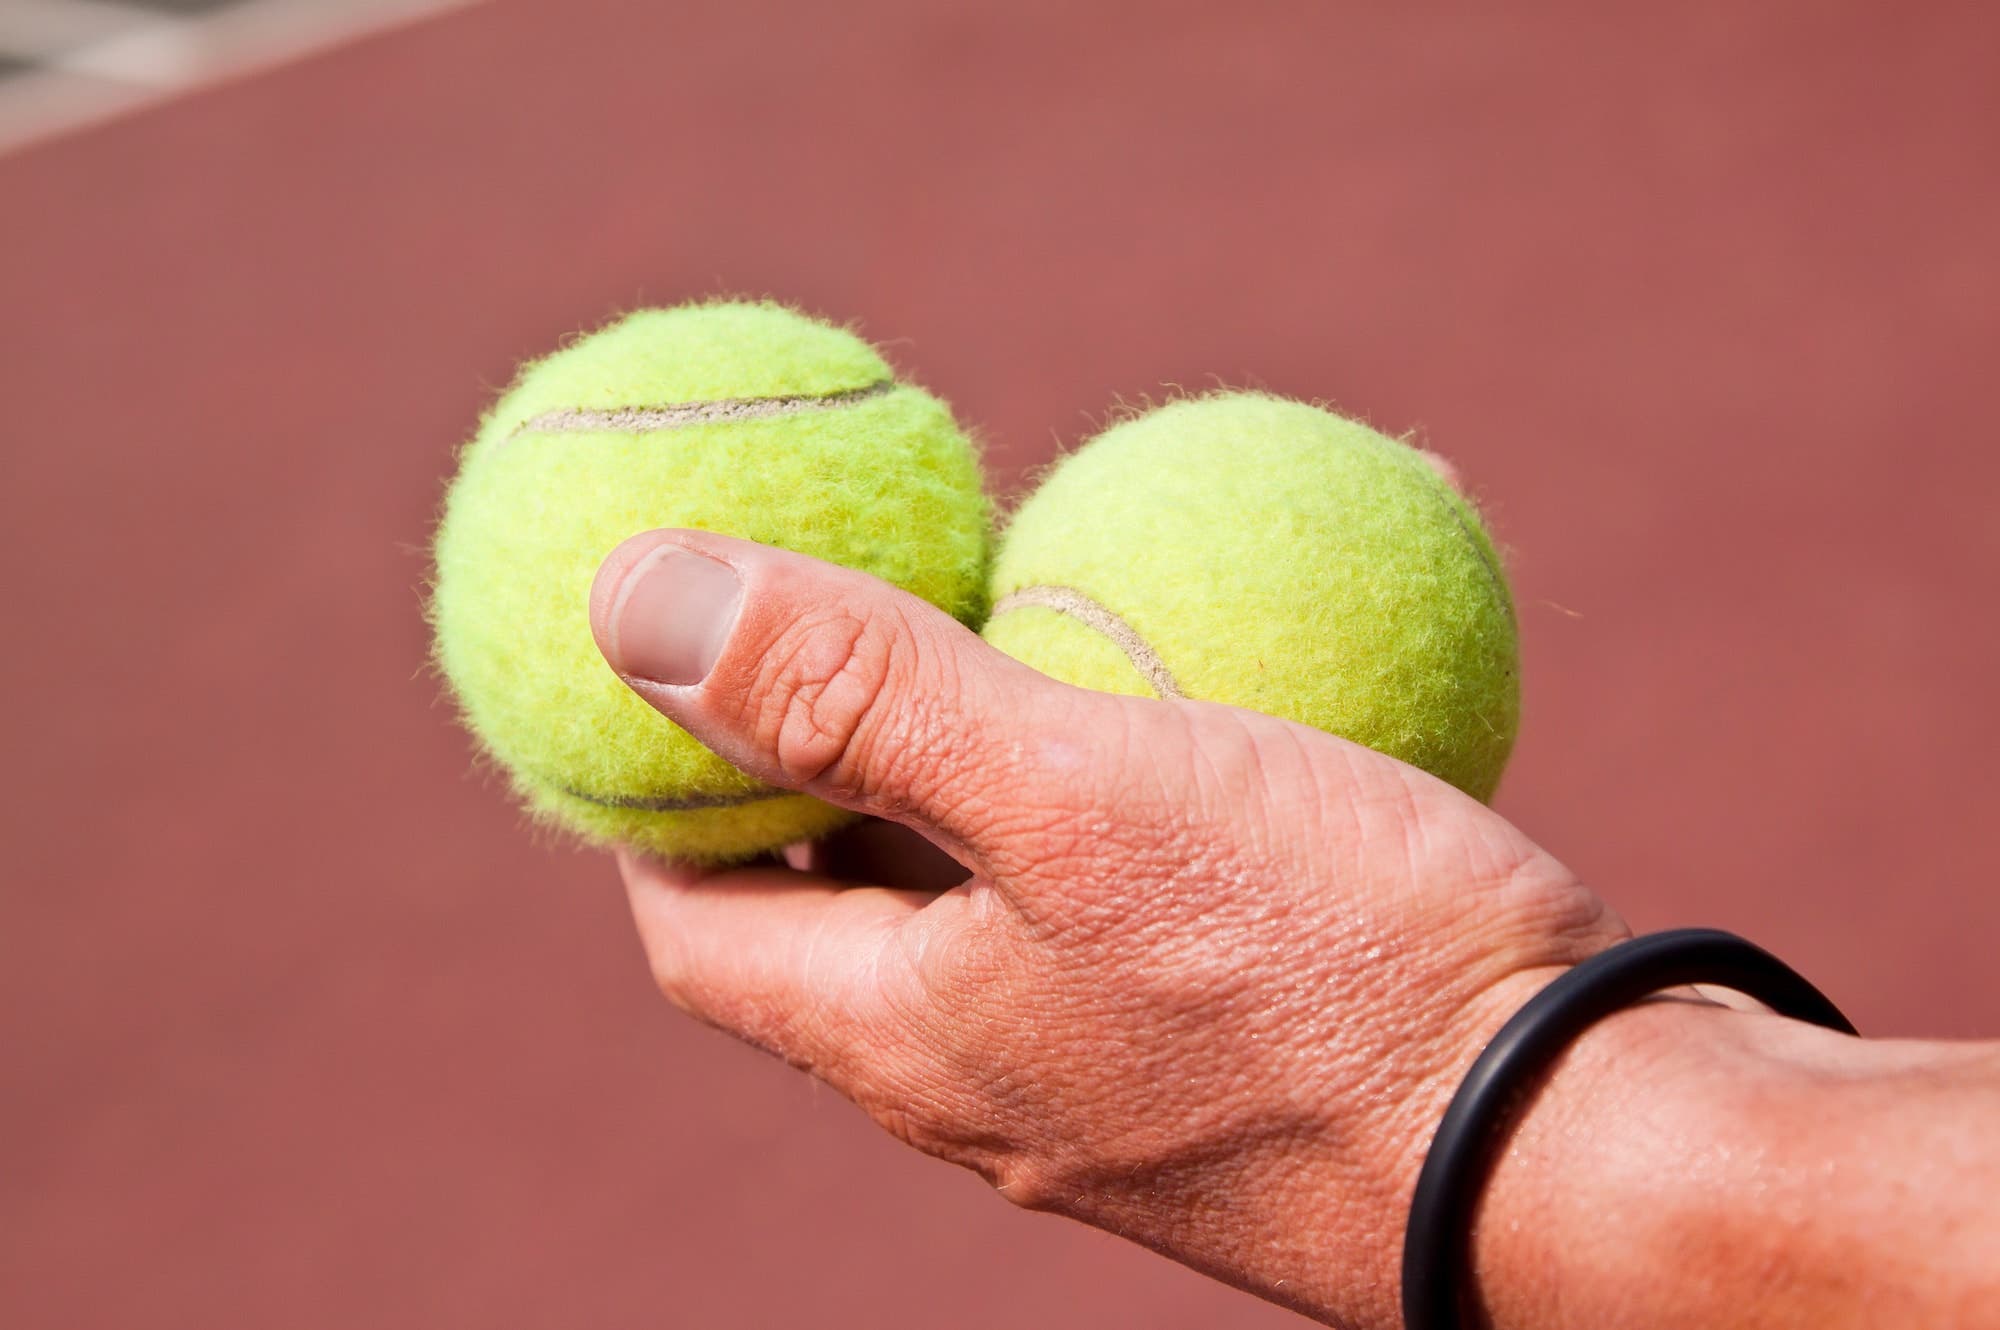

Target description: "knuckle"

left=897, top=888, right=1017, bottom=996
left=863, top=1080, right=1063, bottom=1213
left=748, top=605, right=899, bottom=792
left=986, top=1155, right=1069, bottom=1212
left=744, top=599, right=972, bottom=815
left=850, top=919, right=1051, bottom=1196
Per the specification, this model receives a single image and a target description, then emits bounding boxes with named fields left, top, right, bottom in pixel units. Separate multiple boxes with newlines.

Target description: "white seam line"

left=559, top=784, right=793, bottom=812
left=989, top=585, right=1185, bottom=699
left=503, top=379, right=895, bottom=442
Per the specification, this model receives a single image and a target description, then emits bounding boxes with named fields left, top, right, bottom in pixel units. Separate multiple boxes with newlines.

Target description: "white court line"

left=0, top=0, right=486, bottom=153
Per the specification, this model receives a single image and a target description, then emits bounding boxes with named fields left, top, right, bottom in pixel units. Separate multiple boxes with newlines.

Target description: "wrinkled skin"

left=590, top=527, right=1624, bottom=1328
left=583, top=517, right=2000, bottom=1330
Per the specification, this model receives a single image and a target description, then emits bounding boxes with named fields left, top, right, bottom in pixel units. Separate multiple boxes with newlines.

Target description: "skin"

left=587, top=528, right=2000, bottom=1330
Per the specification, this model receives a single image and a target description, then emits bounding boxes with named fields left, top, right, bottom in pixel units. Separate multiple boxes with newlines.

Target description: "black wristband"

left=1400, top=927, right=1857, bottom=1330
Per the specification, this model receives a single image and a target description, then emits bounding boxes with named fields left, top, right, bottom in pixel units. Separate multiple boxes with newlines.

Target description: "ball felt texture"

left=432, top=301, right=991, bottom=862
left=983, top=393, right=1518, bottom=801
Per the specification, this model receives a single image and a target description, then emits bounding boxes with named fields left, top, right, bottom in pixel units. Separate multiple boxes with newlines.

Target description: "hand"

left=589, top=528, right=1628, bottom=1328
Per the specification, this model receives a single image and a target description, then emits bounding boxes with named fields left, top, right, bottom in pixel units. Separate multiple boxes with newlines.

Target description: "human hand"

left=589, top=528, right=1629, bottom=1328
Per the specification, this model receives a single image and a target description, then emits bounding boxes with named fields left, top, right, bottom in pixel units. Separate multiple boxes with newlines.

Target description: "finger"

left=617, top=848, right=935, bottom=1075
left=589, top=529, right=1144, bottom=877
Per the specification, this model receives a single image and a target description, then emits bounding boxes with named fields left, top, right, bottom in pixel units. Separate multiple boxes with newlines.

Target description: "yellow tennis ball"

left=984, top=392, right=1518, bottom=800
left=432, top=301, right=990, bottom=862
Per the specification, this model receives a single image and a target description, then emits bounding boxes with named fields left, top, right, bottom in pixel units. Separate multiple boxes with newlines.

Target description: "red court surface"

left=4, top=3, right=1998, bottom=1325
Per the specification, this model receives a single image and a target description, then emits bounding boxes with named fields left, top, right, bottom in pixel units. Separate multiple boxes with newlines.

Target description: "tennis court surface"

left=4, top=3, right=1997, bottom=1324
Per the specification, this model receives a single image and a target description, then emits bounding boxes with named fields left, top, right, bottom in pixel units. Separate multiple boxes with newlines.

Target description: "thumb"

left=588, top=529, right=1134, bottom=872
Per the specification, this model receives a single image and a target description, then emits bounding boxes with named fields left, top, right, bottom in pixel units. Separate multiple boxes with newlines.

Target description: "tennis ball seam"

left=502, top=378, right=896, bottom=444
left=483, top=373, right=934, bottom=817
left=989, top=584, right=1185, bottom=698
left=981, top=392, right=1518, bottom=803
left=432, top=300, right=991, bottom=862
left=555, top=782, right=792, bottom=811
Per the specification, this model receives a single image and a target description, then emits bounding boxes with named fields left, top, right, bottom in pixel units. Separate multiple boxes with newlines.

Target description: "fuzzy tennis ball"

left=431, top=301, right=990, bottom=862
left=984, top=392, right=1517, bottom=800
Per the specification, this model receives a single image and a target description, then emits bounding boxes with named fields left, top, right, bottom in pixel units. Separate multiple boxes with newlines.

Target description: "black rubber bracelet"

left=1400, top=927, right=1857, bottom=1330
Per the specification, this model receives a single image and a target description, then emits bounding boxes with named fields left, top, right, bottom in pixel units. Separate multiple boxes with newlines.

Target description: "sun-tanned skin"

left=588, top=526, right=2000, bottom=1330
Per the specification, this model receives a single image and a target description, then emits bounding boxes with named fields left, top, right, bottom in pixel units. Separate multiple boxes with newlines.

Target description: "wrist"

left=1467, top=993, right=2000, bottom=1330
left=1467, top=989, right=1748, bottom=1330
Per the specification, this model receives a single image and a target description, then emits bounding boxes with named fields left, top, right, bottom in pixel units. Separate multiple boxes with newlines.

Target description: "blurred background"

left=4, top=1, right=1997, bottom=1325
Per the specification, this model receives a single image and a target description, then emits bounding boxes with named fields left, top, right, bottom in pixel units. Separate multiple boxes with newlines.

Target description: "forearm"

left=1476, top=999, right=2000, bottom=1329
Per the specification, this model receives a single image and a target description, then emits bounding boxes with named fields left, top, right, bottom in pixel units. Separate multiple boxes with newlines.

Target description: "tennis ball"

left=984, top=392, right=1517, bottom=800
left=431, top=301, right=991, bottom=862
